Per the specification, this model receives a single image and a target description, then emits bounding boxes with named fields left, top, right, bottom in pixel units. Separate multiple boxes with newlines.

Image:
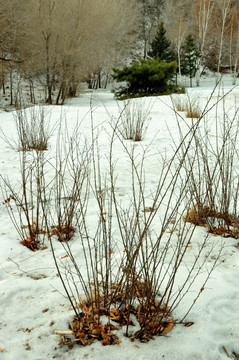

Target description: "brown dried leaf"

left=113, top=337, right=121, bottom=345
left=76, top=332, right=86, bottom=338
left=162, top=320, right=175, bottom=335
left=185, top=322, right=194, bottom=327
left=70, top=320, right=81, bottom=332
left=81, top=303, right=89, bottom=313
left=91, top=328, right=101, bottom=336
left=102, top=339, right=111, bottom=346
left=110, top=307, right=120, bottom=316
left=109, top=315, right=121, bottom=322
left=79, top=338, right=88, bottom=346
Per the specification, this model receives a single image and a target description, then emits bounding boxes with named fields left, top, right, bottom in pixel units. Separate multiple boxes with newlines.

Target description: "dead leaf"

left=162, top=320, right=175, bottom=335
left=110, top=307, right=119, bottom=316
left=60, top=254, right=69, bottom=259
left=76, top=332, right=86, bottom=338
left=0, top=349, right=4, bottom=352
left=109, top=315, right=121, bottom=322
left=134, top=344, right=140, bottom=349
left=42, top=308, right=49, bottom=313
left=185, top=322, right=194, bottom=327
left=102, top=339, right=111, bottom=346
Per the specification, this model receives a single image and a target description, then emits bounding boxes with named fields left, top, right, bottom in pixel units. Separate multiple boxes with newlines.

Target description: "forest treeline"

left=0, top=0, right=238, bottom=104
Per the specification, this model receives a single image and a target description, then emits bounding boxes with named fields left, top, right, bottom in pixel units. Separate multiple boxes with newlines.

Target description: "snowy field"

left=0, top=76, right=239, bottom=360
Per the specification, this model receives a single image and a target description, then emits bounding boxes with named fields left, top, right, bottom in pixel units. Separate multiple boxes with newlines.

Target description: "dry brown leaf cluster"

left=134, top=302, right=175, bottom=342
left=21, top=237, right=41, bottom=251
left=20, top=222, right=46, bottom=251
left=184, top=205, right=217, bottom=226
left=207, top=227, right=233, bottom=237
left=50, top=224, right=75, bottom=242
left=184, top=205, right=239, bottom=240
left=59, top=296, right=175, bottom=347
left=59, top=314, right=121, bottom=348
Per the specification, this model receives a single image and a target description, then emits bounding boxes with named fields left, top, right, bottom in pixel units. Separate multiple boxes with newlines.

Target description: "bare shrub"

left=48, top=123, right=91, bottom=242
left=15, top=106, right=55, bottom=151
left=1, top=150, right=49, bottom=250
left=117, top=100, right=152, bottom=141
left=171, top=94, right=188, bottom=111
left=49, top=106, right=222, bottom=345
left=172, top=93, right=201, bottom=118
left=1, top=95, right=224, bottom=344
left=178, top=95, right=239, bottom=234
left=0, top=105, right=55, bottom=151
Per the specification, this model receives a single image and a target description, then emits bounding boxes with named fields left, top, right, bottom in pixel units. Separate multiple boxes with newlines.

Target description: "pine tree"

left=148, top=21, right=174, bottom=62
left=181, top=33, right=200, bottom=87
left=113, top=58, right=177, bottom=97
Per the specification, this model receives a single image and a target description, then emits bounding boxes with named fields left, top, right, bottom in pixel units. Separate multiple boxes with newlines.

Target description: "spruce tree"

left=181, top=33, right=200, bottom=87
left=148, top=21, right=174, bottom=62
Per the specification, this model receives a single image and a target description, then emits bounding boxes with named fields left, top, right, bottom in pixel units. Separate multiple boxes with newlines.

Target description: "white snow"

left=0, top=76, right=239, bottom=360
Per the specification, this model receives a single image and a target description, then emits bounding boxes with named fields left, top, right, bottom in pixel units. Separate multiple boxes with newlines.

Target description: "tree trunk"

left=45, top=36, right=52, bottom=104
left=10, top=69, right=13, bottom=106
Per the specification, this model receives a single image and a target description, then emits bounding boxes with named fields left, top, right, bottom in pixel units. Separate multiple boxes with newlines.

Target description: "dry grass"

left=172, top=94, right=201, bottom=118
left=185, top=107, right=201, bottom=118
left=171, top=95, right=187, bottom=112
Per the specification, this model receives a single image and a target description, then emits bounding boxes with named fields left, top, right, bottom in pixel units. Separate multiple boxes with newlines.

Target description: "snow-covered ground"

left=0, top=76, right=239, bottom=360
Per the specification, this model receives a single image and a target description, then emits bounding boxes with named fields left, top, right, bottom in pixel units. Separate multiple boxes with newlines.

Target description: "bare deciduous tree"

left=192, top=0, right=216, bottom=85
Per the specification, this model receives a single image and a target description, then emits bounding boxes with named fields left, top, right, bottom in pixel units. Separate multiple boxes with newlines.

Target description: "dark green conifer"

left=181, top=34, right=200, bottom=87
left=148, top=22, right=174, bottom=62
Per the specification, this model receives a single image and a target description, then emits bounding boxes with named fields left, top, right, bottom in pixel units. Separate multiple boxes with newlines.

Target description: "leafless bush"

left=172, top=93, right=201, bottom=118
left=177, top=95, right=239, bottom=235
left=49, top=106, right=222, bottom=345
left=0, top=105, right=55, bottom=151
left=117, top=100, right=152, bottom=141
left=171, top=94, right=187, bottom=112
left=17, top=106, right=55, bottom=151
left=0, top=95, right=224, bottom=344
left=0, top=149, right=49, bottom=250
left=48, top=123, right=91, bottom=242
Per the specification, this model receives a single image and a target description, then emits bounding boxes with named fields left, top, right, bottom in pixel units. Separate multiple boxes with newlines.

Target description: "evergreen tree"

left=113, top=58, right=177, bottom=97
left=181, top=33, right=200, bottom=87
left=148, top=21, right=175, bottom=62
